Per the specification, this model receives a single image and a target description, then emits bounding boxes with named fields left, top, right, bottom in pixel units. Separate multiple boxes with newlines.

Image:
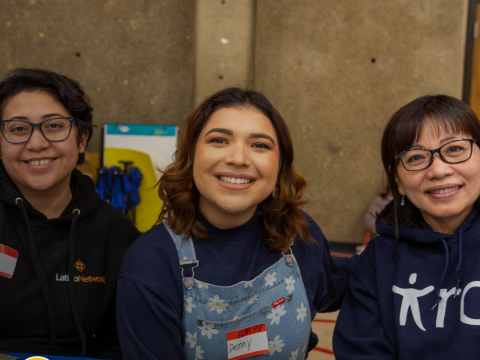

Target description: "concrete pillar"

left=194, top=0, right=255, bottom=105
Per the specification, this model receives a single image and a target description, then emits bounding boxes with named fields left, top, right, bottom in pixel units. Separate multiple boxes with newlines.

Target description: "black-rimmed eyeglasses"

left=396, top=139, right=477, bottom=171
left=0, top=117, right=76, bottom=144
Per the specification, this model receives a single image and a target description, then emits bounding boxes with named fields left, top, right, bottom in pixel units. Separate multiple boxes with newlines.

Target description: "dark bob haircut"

left=157, top=87, right=312, bottom=252
left=0, top=68, right=93, bottom=164
left=379, top=94, right=480, bottom=229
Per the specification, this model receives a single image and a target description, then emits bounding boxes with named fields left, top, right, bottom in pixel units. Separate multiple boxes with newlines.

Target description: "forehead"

left=3, top=90, right=68, bottom=119
left=413, top=118, right=469, bottom=145
left=203, top=106, right=277, bottom=136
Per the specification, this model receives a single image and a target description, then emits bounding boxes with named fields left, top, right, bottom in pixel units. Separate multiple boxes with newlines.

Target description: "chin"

left=25, top=181, right=56, bottom=191
left=222, top=206, right=248, bottom=214
left=221, top=202, right=255, bottom=215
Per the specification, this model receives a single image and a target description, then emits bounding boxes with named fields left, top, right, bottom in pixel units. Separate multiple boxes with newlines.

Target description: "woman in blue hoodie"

left=333, top=95, right=480, bottom=359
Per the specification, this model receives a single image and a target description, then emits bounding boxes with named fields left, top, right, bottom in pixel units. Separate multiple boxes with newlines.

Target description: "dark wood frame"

left=463, top=0, right=480, bottom=103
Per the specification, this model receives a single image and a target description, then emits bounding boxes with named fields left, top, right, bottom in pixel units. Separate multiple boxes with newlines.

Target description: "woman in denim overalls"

left=118, top=88, right=352, bottom=360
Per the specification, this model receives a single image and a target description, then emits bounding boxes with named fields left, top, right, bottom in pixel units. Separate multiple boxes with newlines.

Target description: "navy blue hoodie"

left=333, top=203, right=480, bottom=359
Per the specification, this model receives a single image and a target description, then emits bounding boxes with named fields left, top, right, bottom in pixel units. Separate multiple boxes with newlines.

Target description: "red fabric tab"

left=272, top=297, right=285, bottom=307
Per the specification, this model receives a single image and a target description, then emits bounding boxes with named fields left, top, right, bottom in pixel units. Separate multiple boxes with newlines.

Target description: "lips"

left=218, top=176, right=253, bottom=184
left=426, top=184, right=462, bottom=195
left=26, top=158, right=54, bottom=166
left=428, top=186, right=460, bottom=194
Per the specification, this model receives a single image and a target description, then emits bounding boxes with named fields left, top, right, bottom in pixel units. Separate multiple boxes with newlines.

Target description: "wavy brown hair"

left=157, top=87, right=312, bottom=252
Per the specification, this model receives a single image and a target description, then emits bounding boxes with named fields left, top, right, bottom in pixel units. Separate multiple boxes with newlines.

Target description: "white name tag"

left=227, top=323, right=269, bottom=360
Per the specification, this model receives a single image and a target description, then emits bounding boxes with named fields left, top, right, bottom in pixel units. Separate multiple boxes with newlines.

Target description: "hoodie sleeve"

left=333, top=241, right=396, bottom=359
left=88, top=205, right=141, bottom=359
left=116, top=226, right=187, bottom=360
left=299, top=214, right=356, bottom=314
left=117, top=274, right=186, bottom=360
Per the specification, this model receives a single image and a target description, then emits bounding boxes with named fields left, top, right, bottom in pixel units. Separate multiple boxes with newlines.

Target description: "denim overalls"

left=165, top=223, right=312, bottom=360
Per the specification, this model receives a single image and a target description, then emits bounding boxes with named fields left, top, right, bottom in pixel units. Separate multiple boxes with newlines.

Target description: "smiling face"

left=193, top=106, right=280, bottom=228
left=395, top=121, right=480, bottom=233
left=0, top=90, right=87, bottom=198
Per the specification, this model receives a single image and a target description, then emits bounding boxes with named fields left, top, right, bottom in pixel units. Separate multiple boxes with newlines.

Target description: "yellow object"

left=76, top=151, right=100, bottom=181
left=89, top=152, right=101, bottom=183
left=103, top=148, right=162, bottom=233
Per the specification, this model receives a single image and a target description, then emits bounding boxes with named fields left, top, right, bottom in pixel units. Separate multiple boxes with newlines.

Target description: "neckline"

left=198, top=212, right=262, bottom=241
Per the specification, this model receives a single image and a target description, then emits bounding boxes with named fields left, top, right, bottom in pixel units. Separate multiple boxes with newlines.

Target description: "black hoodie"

left=0, top=162, right=139, bottom=358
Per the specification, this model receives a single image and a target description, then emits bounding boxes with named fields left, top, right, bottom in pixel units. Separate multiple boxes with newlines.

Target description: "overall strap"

left=163, top=220, right=198, bottom=265
left=163, top=221, right=199, bottom=289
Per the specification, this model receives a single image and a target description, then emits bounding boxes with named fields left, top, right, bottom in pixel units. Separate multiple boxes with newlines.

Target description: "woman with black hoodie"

left=0, top=69, right=139, bottom=359
left=333, top=95, right=480, bottom=359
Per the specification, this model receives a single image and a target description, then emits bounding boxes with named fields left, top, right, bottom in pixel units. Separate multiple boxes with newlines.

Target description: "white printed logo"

left=392, top=273, right=434, bottom=331
left=393, top=273, right=480, bottom=331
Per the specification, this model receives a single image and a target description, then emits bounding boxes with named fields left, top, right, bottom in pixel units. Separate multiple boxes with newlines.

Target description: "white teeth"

left=28, top=159, right=53, bottom=166
left=219, top=176, right=252, bottom=184
left=431, top=187, right=459, bottom=194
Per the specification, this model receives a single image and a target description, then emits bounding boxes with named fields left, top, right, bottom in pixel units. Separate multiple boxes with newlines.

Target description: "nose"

left=225, top=143, right=250, bottom=167
left=25, top=127, right=50, bottom=150
left=426, top=153, right=453, bottom=179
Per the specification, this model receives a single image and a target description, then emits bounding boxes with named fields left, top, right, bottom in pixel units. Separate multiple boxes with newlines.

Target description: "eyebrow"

left=250, top=133, right=276, bottom=145
left=204, top=128, right=276, bottom=145
left=204, top=128, right=233, bottom=136
left=7, top=113, right=66, bottom=121
left=410, top=135, right=462, bottom=149
left=440, top=135, right=461, bottom=144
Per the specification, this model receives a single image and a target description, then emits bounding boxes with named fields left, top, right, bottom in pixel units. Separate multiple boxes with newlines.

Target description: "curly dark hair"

left=157, top=87, right=312, bottom=252
left=0, top=68, right=93, bottom=164
left=379, top=94, right=480, bottom=234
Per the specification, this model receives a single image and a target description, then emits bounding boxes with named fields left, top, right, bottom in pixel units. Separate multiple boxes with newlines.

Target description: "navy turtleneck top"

left=117, top=212, right=352, bottom=360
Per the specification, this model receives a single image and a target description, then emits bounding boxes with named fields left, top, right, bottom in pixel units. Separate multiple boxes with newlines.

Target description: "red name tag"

left=0, top=243, right=19, bottom=279
left=272, top=297, right=285, bottom=307
left=227, top=323, right=269, bottom=360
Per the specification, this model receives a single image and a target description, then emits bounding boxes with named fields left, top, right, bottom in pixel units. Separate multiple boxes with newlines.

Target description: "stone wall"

left=0, top=0, right=195, bottom=153
left=0, top=0, right=468, bottom=242
left=254, top=0, right=467, bottom=241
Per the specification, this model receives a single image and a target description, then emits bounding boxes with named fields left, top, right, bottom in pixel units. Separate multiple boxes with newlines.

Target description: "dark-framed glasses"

left=0, top=117, right=75, bottom=144
left=397, top=139, right=477, bottom=171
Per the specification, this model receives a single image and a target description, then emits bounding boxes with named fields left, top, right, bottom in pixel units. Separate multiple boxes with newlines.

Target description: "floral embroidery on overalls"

left=164, top=222, right=312, bottom=360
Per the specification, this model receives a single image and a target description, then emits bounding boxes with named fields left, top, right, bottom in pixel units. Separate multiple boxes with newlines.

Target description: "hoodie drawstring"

left=16, top=199, right=86, bottom=356
left=431, top=228, right=465, bottom=309
left=454, top=227, right=464, bottom=297
left=68, top=208, right=87, bottom=357
left=431, top=238, right=449, bottom=310
left=15, top=197, right=57, bottom=347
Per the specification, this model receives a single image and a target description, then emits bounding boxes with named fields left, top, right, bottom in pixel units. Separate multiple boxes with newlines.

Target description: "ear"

left=78, top=130, right=88, bottom=154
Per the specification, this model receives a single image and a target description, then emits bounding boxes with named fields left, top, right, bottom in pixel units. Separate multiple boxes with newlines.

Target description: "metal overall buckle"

left=181, top=261, right=200, bottom=289
left=282, top=245, right=295, bottom=266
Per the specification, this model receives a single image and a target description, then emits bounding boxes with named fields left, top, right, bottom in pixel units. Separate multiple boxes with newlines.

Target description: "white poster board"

left=103, top=124, right=179, bottom=176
